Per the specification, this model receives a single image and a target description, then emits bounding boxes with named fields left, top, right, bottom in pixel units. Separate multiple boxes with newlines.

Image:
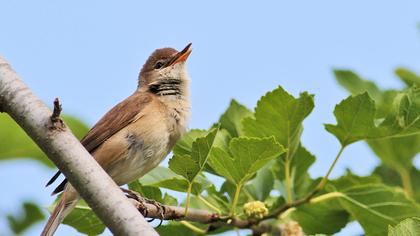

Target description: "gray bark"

left=0, top=55, right=158, bottom=236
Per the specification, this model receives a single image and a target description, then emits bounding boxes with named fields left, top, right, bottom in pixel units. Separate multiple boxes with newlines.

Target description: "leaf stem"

left=180, top=220, right=206, bottom=234
left=184, top=182, right=193, bottom=216
left=397, top=167, right=413, bottom=198
left=198, top=195, right=222, bottom=214
left=316, top=145, right=346, bottom=191
left=231, top=184, right=242, bottom=216
left=284, top=156, right=293, bottom=203
left=309, top=192, right=344, bottom=203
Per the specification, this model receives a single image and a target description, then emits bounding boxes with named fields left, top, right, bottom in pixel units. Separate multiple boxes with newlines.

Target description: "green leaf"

left=333, top=184, right=420, bottom=236
left=62, top=201, right=106, bottom=235
left=0, top=114, right=89, bottom=167
left=291, top=201, right=349, bottom=235
left=244, top=166, right=274, bottom=201
left=334, top=69, right=383, bottom=102
left=139, top=166, right=211, bottom=194
left=273, top=145, right=316, bottom=198
left=325, top=93, right=376, bottom=146
left=208, top=136, right=285, bottom=185
left=218, top=99, right=253, bottom=137
left=368, top=135, right=420, bottom=170
left=172, top=129, right=208, bottom=156
left=169, top=128, right=218, bottom=183
left=243, top=86, right=314, bottom=156
left=374, top=87, right=420, bottom=137
left=331, top=169, right=381, bottom=191
left=128, top=181, right=163, bottom=202
left=162, top=193, right=178, bottom=206
left=168, top=154, right=200, bottom=182
left=7, top=202, right=45, bottom=234
left=388, top=217, right=420, bottom=236
left=395, top=68, right=420, bottom=87
left=374, top=165, right=420, bottom=202
left=333, top=69, right=397, bottom=118
left=156, top=222, right=202, bottom=236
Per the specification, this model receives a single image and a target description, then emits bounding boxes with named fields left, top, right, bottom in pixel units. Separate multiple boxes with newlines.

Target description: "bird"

left=41, top=43, right=192, bottom=236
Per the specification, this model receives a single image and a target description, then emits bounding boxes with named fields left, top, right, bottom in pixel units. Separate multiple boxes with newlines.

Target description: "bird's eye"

left=154, top=61, right=164, bottom=69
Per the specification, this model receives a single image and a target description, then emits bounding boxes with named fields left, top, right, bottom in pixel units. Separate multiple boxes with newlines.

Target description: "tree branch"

left=0, top=55, right=158, bottom=236
left=127, top=197, right=287, bottom=235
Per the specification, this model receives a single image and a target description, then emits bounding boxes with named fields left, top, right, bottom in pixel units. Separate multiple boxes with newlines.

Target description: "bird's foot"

left=121, top=188, right=166, bottom=226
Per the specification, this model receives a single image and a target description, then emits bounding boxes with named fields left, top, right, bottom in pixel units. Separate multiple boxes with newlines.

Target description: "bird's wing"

left=80, top=92, right=152, bottom=153
left=46, top=92, right=153, bottom=194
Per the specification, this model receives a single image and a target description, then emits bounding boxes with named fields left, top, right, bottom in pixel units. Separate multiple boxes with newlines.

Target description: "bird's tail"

left=41, top=187, right=79, bottom=236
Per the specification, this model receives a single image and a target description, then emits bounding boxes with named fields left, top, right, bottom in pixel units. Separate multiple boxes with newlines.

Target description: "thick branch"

left=0, top=55, right=158, bottom=236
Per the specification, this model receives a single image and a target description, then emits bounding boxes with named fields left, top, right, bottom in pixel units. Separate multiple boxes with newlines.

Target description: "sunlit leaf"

left=325, top=93, right=376, bottom=146
left=395, top=68, right=420, bottom=87
left=169, top=128, right=218, bottom=183
left=388, top=217, right=420, bottom=236
left=218, top=99, right=253, bottom=137
left=208, top=136, right=285, bottom=185
left=243, top=86, right=314, bottom=156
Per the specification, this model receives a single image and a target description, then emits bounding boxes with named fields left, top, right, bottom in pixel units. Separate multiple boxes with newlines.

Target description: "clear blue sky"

left=0, top=1, right=419, bottom=235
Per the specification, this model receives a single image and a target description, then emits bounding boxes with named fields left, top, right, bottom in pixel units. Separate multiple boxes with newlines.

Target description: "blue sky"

left=0, top=1, right=419, bottom=235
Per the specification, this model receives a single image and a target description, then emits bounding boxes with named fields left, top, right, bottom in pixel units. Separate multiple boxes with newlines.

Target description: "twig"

left=49, top=98, right=65, bottom=130
left=127, top=196, right=274, bottom=233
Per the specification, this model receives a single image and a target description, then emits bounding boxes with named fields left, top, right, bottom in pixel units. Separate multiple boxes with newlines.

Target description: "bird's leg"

left=120, top=187, right=166, bottom=225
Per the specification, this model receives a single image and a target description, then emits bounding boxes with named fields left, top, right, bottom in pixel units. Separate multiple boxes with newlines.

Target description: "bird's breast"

left=103, top=99, right=189, bottom=185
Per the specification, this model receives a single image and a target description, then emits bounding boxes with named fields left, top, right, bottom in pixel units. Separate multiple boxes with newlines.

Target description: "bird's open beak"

left=167, top=43, right=192, bottom=67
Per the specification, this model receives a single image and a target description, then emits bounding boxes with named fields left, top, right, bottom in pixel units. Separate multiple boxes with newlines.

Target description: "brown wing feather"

left=47, top=91, right=152, bottom=194
left=81, top=92, right=151, bottom=152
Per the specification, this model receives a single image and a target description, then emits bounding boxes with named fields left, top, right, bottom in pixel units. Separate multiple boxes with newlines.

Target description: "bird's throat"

left=148, top=79, right=185, bottom=96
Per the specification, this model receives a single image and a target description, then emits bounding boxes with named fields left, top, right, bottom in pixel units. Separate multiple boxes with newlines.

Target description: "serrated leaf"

left=333, top=69, right=398, bottom=119
left=7, top=202, right=45, bottom=234
left=395, top=68, right=420, bottom=87
left=219, top=99, right=253, bottom=137
left=334, top=184, right=420, bottom=236
left=208, top=136, right=285, bottom=185
left=388, top=217, right=420, bottom=236
left=168, top=154, right=200, bottom=181
left=325, top=93, right=376, bottom=146
left=0, top=114, right=89, bottom=167
left=169, top=128, right=218, bottom=183
left=243, top=86, right=314, bottom=156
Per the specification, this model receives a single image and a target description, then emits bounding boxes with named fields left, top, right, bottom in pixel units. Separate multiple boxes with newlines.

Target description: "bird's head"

left=138, top=43, right=192, bottom=89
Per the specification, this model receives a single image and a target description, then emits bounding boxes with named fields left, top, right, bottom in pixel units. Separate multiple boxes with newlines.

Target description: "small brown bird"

left=41, top=43, right=192, bottom=236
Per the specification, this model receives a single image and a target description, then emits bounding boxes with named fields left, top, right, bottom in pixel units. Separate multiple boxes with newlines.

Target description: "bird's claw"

left=121, top=187, right=165, bottom=227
